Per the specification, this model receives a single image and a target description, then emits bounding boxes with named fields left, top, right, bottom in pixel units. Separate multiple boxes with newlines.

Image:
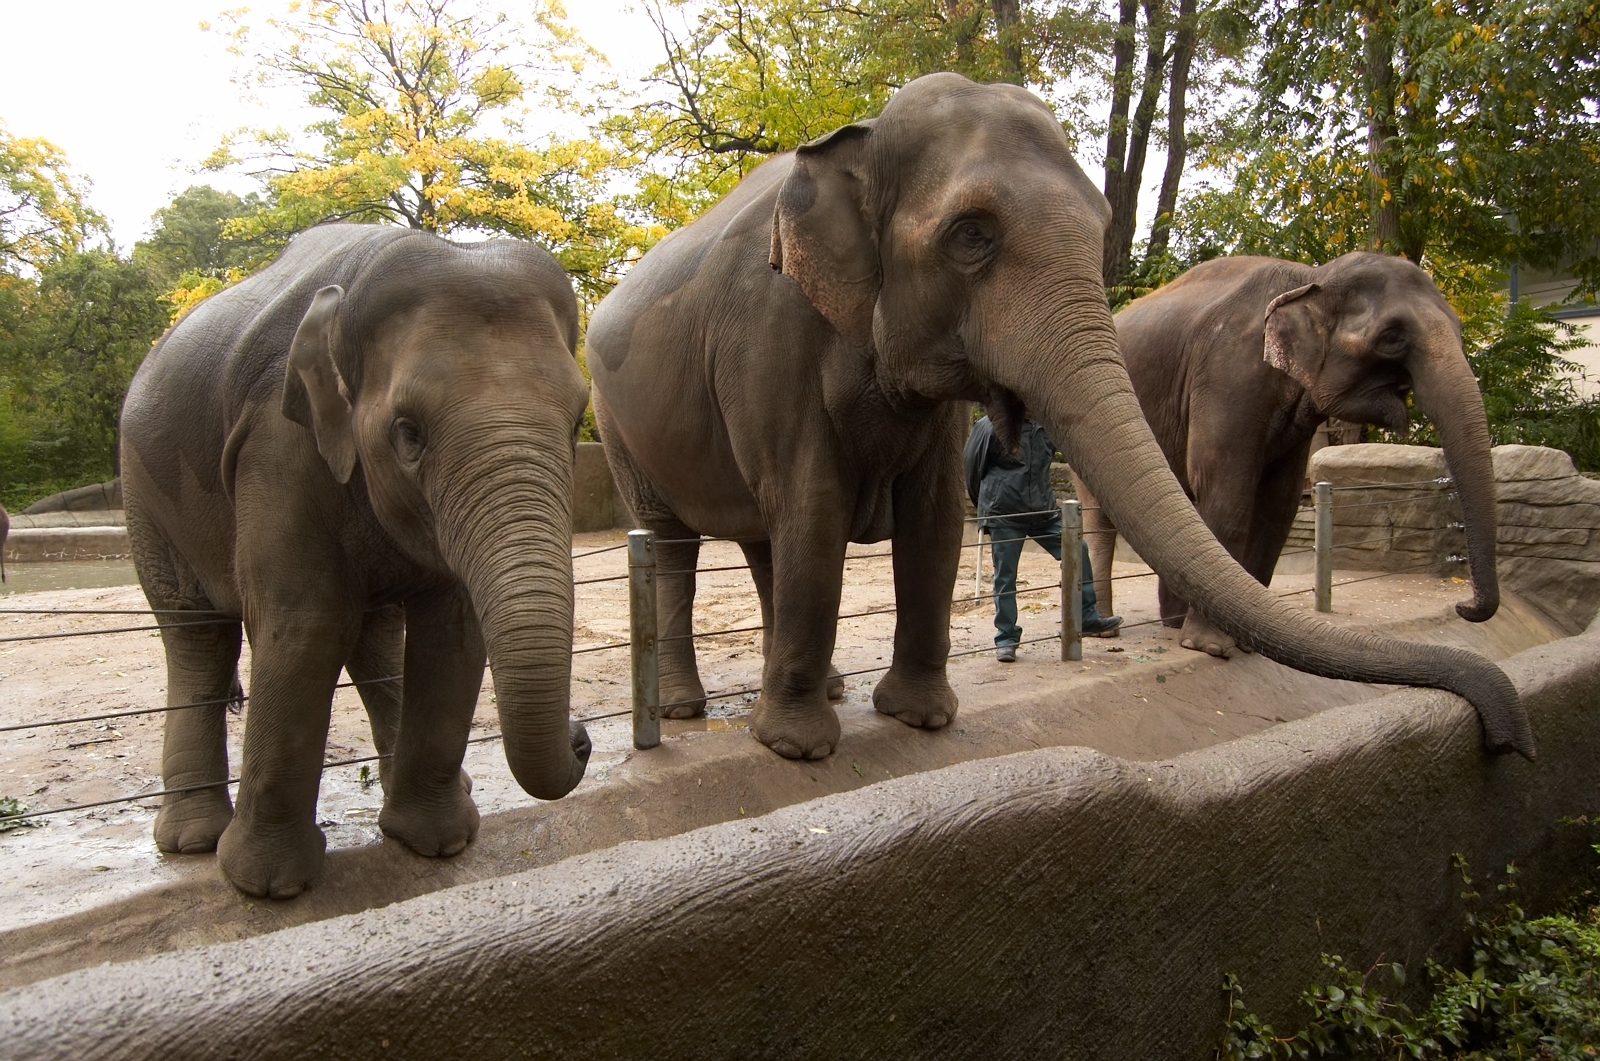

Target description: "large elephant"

left=587, top=73, right=1534, bottom=762
left=1075, top=253, right=1498, bottom=659
left=121, top=224, right=592, bottom=898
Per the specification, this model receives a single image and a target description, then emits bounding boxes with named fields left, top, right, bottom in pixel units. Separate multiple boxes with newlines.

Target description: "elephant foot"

left=380, top=786, right=481, bottom=859
left=871, top=666, right=958, bottom=729
left=826, top=665, right=845, bottom=701
left=749, top=696, right=840, bottom=760
left=660, top=675, right=707, bottom=719
left=1179, top=613, right=1239, bottom=659
left=216, top=818, right=327, bottom=900
left=154, top=785, right=234, bottom=854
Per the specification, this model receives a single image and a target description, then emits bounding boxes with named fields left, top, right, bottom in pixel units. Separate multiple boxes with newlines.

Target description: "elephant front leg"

left=219, top=609, right=358, bottom=899
left=377, top=588, right=484, bottom=858
left=1175, top=444, right=1264, bottom=658
left=742, top=539, right=844, bottom=700
left=872, top=463, right=961, bottom=730
left=748, top=524, right=847, bottom=760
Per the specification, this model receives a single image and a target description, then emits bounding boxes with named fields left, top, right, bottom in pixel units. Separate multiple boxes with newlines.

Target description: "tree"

left=210, top=0, right=659, bottom=302
left=612, top=0, right=1109, bottom=223
left=0, top=123, right=102, bottom=275
left=0, top=251, right=169, bottom=505
left=1198, top=0, right=1600, bottom=287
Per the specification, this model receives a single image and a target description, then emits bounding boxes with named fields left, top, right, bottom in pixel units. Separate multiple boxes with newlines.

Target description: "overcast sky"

left=0, top=0, right=666, bottom=248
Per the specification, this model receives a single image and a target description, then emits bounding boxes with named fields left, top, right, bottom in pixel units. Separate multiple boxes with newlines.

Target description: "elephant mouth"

left=981, top=384, right=1027, bottom=458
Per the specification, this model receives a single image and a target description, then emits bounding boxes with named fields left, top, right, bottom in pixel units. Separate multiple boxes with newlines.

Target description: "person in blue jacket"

left=964, top=415, right=1122, bottom=662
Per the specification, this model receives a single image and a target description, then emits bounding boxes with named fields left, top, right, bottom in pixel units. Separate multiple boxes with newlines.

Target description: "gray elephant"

left=587, top=73, right=1534, bottom=762
left=1075, top=253, right=1498, bottom=658
left=121, top=224, right=592, bottom=898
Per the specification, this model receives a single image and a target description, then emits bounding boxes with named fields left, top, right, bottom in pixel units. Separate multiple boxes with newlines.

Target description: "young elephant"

left=589, top=75, right=1533, bottom=763
left=122, top=224, right=592, bottom=899
left=1075, top=252, right=1498, bottom=658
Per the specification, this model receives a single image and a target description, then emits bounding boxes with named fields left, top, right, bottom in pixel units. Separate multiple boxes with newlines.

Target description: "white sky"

left=0, top=1, right=1163, bottom=249
left=0, top=0, right=666, bottom=248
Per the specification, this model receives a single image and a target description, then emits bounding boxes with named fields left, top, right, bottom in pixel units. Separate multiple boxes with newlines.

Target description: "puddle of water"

left=1, top=561, right=141, bottom=595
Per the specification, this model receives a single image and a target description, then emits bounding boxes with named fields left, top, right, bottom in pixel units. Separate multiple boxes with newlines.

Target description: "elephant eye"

left=1374, top=324, right=1409, bottom=357
left=944, top=214, right=999, bottom=269
left=390, top=416, right=427, bottom=465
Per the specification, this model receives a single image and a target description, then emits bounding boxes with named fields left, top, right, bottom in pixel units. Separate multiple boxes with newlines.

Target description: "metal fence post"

left=627, top=529, right=660, bottom=750
left=1314, top=481, right=1333, bottom=613
left=1060, top=500, right=1083, bottom=661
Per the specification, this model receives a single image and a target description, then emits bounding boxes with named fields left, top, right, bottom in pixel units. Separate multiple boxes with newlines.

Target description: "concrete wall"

left=572, top=441, right=627, bottom=533
left=2, top=445, right=625, bottom=564
left=3, top=621, right=1597, bottom=1059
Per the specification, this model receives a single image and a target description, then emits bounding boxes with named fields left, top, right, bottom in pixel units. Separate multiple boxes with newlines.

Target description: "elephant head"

left=1262, top=252, right=1497, bottom=622
left=770, top=73, right=1532, bottom=756
left=282, top=237, right=592, bottom=798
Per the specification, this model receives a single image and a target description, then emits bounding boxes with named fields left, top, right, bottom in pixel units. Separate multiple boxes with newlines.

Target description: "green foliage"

left=0, top=251, right=169, bottom=509
left=132, top=185, right=268, bottom=288
left=0, top=796, right=43, bottom=832
left=1219, top=848, right=1600, bottom=1060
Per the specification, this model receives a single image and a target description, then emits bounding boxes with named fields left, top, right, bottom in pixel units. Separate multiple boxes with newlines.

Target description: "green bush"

left=1219, top=841, right=1600, bottom=1059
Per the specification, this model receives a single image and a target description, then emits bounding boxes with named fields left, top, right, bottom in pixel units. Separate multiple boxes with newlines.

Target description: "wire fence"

left=1, top=477, right=1470, bottom=829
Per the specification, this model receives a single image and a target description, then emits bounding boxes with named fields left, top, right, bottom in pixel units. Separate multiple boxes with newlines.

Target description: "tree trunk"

left=1144, top=0, right=1196, bottom=264
left=991, top=0, right=1025, bottom=84
left=1102, top=0, right=1170, bottom=289
left=1363, top=12, right=1402, bottom=255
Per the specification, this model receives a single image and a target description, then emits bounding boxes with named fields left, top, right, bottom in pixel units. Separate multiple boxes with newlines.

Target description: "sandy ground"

left=0, top=524, right=1508, bottom=933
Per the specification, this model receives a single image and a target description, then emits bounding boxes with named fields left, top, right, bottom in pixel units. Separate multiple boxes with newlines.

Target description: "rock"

left=1309, top=443, right=1447, bottom=485
left=1491, top=444, right=1577, bottom=483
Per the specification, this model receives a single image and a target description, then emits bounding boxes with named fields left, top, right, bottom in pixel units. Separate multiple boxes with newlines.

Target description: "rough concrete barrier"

left=3, top=618, right=1596, bottom=1059
left=573, top=441, right=624, bottom=532
left=21, top=478, right=122, bottom=514
left=3, top=525, right=131, bottom=563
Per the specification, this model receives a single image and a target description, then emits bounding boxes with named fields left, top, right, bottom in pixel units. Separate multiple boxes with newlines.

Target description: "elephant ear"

left=281, top=285, right=358, bottom=484
left=769, top=120, right=879, bottom=344
left=1262, top=281, right=1326, bottom=393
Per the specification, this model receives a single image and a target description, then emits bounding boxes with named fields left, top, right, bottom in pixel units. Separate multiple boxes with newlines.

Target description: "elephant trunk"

left=433, top=430, right=588, bottom=800
left=1408, top=331, right=1500, bottom=622
left=983, top=274, right=1534, bottom=758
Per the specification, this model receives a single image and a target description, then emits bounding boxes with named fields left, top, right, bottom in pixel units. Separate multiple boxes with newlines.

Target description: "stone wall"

left=1291, top=443, right=1600, bottom=631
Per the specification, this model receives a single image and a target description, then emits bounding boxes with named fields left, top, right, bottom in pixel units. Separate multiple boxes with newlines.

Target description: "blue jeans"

left=987, top=516, right=1100, bottom=647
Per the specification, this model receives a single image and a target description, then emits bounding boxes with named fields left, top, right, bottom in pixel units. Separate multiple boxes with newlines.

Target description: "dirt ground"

left=0, top=524, right=1541, bottom=936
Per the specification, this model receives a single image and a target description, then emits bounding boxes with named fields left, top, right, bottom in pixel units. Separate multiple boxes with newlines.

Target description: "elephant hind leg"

left=1073, top=470, right=1118, bottom=617
left=135, top=535, right=242, bottom=856
left=594, top=419, right=709, bottom=717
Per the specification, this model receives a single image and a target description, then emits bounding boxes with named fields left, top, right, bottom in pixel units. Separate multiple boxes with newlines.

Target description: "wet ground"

left=0, top=526, right=1559, bottom=946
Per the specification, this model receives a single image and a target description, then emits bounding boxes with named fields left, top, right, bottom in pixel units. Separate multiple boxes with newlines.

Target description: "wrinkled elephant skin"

left=121, top=224, right=592, bottom=899
left=1075, top=253, right=1500, bottom=659
left=587, top=75, right=1534, bottom=762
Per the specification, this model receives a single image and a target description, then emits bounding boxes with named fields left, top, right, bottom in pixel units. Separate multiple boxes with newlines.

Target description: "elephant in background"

left=587, top=74, right=1533, bottom=763
left=1075, top=253, right=1498, bottom=658
left=122, top=224, right=592, bottom=898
